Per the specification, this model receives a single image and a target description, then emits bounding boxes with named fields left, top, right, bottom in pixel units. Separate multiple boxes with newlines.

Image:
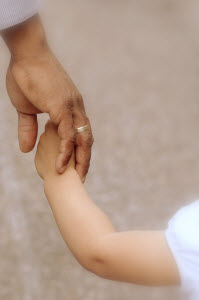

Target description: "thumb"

left=18, top=112, right=38, bottom=153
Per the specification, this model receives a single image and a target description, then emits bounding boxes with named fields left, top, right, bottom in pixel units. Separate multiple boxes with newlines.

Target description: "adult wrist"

left=2, top=14, right=49, bottom=61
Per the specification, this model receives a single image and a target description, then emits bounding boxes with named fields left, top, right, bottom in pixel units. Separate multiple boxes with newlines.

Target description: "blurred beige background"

left=1, top=0, right=199, bottom=299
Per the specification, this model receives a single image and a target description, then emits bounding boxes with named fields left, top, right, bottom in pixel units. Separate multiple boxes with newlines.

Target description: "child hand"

left=35, top=121, right=75, bottom=180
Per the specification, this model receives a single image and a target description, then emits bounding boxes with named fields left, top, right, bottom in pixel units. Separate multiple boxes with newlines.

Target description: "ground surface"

left=1, top=1, right=199, bottom=299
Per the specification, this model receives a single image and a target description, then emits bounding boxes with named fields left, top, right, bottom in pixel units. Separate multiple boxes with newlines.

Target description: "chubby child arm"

left=35, top=121, right=180, bottom=286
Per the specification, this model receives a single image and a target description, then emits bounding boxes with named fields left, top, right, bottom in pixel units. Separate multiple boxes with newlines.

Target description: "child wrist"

left=44, top=168, right=77, bottom=187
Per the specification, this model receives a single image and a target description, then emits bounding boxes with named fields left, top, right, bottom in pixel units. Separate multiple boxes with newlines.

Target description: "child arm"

left=35, top=122, right=180, bottom=286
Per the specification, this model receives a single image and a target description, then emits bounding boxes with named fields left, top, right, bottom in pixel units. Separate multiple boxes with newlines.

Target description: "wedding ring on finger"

left=76, top=124, right=89, bottom=134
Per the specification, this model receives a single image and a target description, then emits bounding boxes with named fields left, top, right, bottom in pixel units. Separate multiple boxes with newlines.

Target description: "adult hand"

left=3, top=15, right=93, bottom=180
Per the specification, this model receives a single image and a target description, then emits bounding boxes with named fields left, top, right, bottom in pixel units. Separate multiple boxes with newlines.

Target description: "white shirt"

left=0, top=0, right=40, bottom=30
left=166, top=200, right=199, bottom=300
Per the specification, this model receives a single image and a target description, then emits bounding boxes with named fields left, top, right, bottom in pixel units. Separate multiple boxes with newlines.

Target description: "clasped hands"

left=2, top=15, right=93, bottom=181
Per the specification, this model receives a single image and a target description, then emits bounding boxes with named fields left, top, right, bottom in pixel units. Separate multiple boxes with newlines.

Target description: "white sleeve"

left=0, top=0, right=40, bottom=30
left=165, top=200, right=199, bottom=299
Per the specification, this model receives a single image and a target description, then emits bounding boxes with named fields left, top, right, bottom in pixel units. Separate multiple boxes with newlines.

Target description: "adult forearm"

left=1, top=14, right=48, bottom=60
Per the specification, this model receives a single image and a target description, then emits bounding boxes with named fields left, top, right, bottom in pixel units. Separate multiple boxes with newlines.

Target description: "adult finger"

left=18, top=112, right=38, bottom=152
left=54, top=109, right=76, bottom=174
left=74, top=116, right=93, bottom=182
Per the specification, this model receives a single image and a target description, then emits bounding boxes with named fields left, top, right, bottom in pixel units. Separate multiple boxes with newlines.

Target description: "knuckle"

left=76, top=93, right=84, bottom=105
left=73, top=92, right=85, bottom=111
left=73, top=109, right=83, bottom=120
left=64, top=99, right=73, bottom=112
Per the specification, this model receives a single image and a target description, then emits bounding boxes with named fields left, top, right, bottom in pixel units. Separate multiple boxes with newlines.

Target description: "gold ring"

left=76, top=124, right=89, bottom=133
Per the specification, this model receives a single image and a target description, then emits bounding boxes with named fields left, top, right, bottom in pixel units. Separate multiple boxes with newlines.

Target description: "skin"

left=35, top=121, right=181, bottom=286
left=1, top=15, right=93, bottom=179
